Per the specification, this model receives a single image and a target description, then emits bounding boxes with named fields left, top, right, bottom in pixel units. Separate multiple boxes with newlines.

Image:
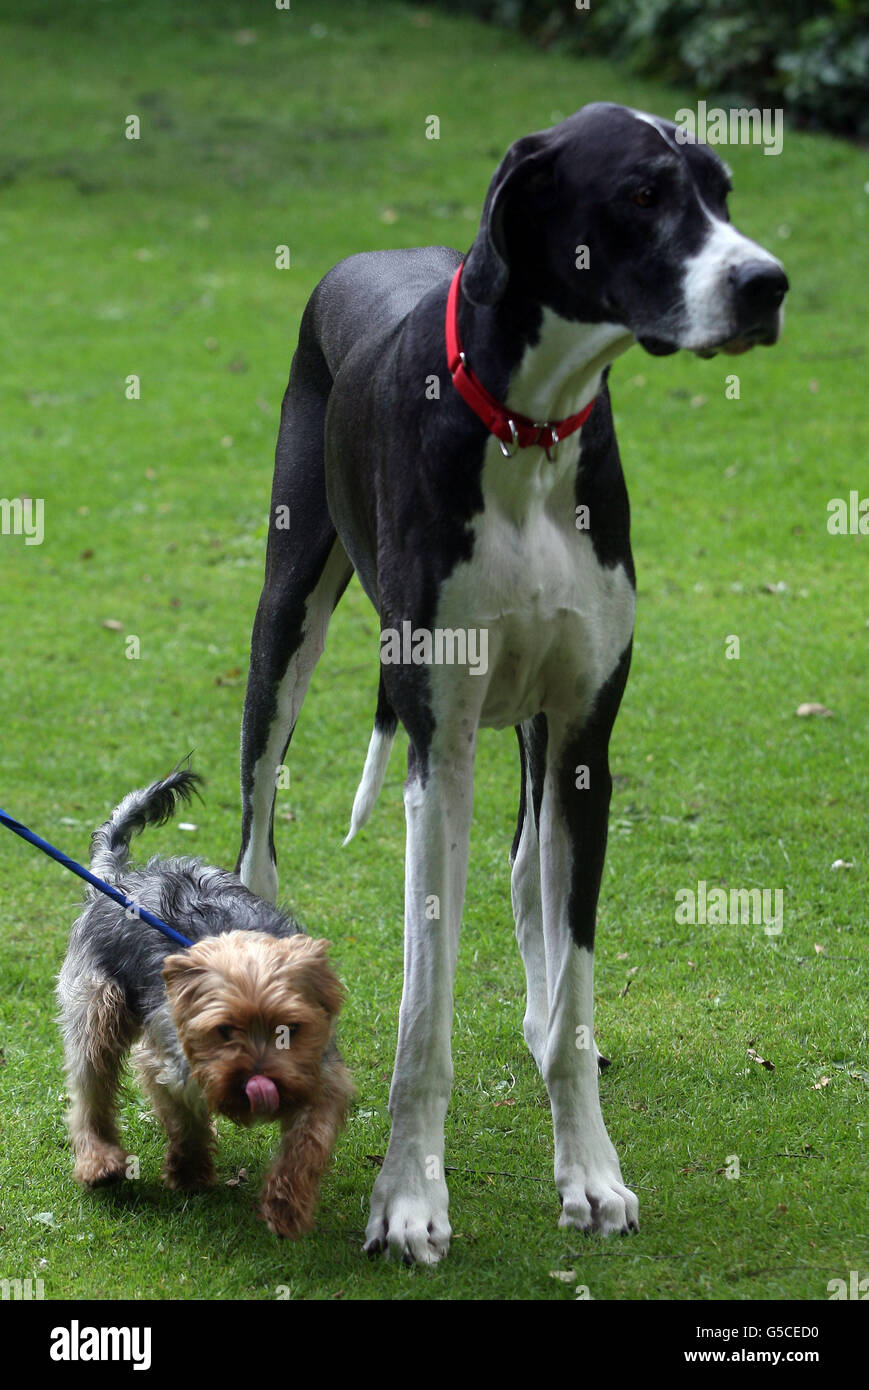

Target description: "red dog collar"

left=445, top=261, right=596, bottom=458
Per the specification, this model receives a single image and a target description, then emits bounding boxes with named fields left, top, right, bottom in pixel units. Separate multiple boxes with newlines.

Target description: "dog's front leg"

left=539, top=714, right=639, bottom=1236
left=262, top=1059, right=354, bottom=1239
left=364, top=741, right=476, bottom=1265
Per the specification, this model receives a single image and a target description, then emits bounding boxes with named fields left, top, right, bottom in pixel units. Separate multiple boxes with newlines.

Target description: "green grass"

left=0, top=0, right=865, bottom=1302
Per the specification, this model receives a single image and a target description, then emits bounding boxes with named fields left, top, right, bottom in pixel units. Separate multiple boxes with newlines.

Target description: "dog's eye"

left=632, top=187, right=656, bottom=209
left=217, top=1025, right=234, bottom=1041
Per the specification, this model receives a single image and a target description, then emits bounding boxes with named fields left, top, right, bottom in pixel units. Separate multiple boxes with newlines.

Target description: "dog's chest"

left=432, top=441, right=635, bottom=730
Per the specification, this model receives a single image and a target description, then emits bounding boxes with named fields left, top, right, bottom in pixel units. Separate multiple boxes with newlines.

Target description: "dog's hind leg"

left=57, top=972, right=136, bottom=1186
left=513, top=718, right=610, bottom=1074
left=237, top=332, right=353, bottom=902
left=511, top=717, right=549, bottom=1072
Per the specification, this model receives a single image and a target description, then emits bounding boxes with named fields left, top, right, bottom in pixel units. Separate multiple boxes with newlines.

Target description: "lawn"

left=0, top=0, right=865, bottom=1302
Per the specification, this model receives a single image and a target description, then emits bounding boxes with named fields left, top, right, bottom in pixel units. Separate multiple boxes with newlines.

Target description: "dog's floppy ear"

left=461, top=132, right=556, bottom=307
left=162, top=952, right=208, bottom=1002
left=281, top=936, right=345, bottom=1018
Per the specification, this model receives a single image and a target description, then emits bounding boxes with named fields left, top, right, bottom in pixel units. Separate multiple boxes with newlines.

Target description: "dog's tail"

left=343, top=678, right=397, bottom=844
left=89, top=765, right=202, bottom=880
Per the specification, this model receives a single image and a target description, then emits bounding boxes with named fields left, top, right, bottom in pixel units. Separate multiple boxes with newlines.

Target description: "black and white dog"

left=236, top=103, right=787, bottom=1263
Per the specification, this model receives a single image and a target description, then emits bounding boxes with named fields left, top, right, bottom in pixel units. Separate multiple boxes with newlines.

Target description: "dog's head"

left=162, top=931, right=343, bottom=1125
left=462, top=102, right=787, bottom=358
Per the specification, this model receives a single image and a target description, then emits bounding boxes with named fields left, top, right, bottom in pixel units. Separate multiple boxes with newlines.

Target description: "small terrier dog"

left=56, top=768, right=353, bottom=1238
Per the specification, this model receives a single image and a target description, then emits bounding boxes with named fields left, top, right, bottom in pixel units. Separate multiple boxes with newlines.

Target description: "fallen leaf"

left=831, top=859, right=855, bottom=870
left=812, top=1076, right=831, bottom=1090
left=101, top=618, right=123, bottom=631
left=814, top=943, right=825, bottom=955
left=549, top=1270, right=577, bottom=1283
left=747, top=1047, right=775, bottom=1071
left=796, top=702, right=833, bottom=717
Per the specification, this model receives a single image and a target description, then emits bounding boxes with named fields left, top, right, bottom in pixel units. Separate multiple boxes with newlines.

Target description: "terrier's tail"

left=89, top=765, right=202, bottom=881
left=343, top=677, right=397, bottom=844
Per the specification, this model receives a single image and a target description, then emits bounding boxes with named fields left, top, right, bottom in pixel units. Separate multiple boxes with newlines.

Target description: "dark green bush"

left=438, top=0, right=869, bottom=136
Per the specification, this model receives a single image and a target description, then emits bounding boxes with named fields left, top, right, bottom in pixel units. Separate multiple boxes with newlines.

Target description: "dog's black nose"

left=730, top=261, right=789, bottom=318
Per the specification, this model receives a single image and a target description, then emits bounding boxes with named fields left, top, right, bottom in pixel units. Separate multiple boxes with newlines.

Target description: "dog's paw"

left=74, top=1141, right=129, bottom=1187
left=260, top=1195, right=314, bottom=1241
left=363, top=1170, right=451, bottom=1265
left=260, top=1160, right=320, bottom=1239
left=163, top=1149, right=216, bottom=1191
left=557, top=1174, right=639, bottom=1236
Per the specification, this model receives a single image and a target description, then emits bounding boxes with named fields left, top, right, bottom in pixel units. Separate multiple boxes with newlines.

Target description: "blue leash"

left=0, top=806, right=193, bottom=948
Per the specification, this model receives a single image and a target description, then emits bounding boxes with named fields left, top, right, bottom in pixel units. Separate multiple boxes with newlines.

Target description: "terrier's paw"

left=74, top=1141, right=129, bottom=1187
left=260, top=1162, right=319, bottom=1239
left=260, top=1194, right=314, bottom=1241
left=363, top=1168, right=451, bottom=1265
left=163, top=1149, right=216, bottom=1191
left=558, top=1174, right=639, bottom=1236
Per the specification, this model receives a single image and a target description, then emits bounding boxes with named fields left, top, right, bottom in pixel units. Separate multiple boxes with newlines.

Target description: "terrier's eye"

left=217, top=1025, right=234, bottom=1041
left=632, top=187, right=656, bottom=208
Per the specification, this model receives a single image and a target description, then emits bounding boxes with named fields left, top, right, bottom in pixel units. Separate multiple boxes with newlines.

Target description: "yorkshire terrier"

left=56, top=768, right=353, bottom=1238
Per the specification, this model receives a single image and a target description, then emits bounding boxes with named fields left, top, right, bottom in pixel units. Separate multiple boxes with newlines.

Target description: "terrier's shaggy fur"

left=56, top=768, right=353, bottom=1238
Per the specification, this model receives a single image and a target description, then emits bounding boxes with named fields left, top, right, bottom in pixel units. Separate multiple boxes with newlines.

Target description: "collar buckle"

left=498, top=419, right=520, bottom=458
left=543, top=424, right=560, bottom=462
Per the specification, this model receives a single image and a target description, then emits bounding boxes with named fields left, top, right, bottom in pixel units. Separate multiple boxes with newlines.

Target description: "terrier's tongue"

left=245, top=1074, right=279, bottom=1115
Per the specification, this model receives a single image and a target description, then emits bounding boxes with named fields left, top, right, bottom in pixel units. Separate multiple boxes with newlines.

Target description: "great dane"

left=236, top=102, right=787, bottom=1262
